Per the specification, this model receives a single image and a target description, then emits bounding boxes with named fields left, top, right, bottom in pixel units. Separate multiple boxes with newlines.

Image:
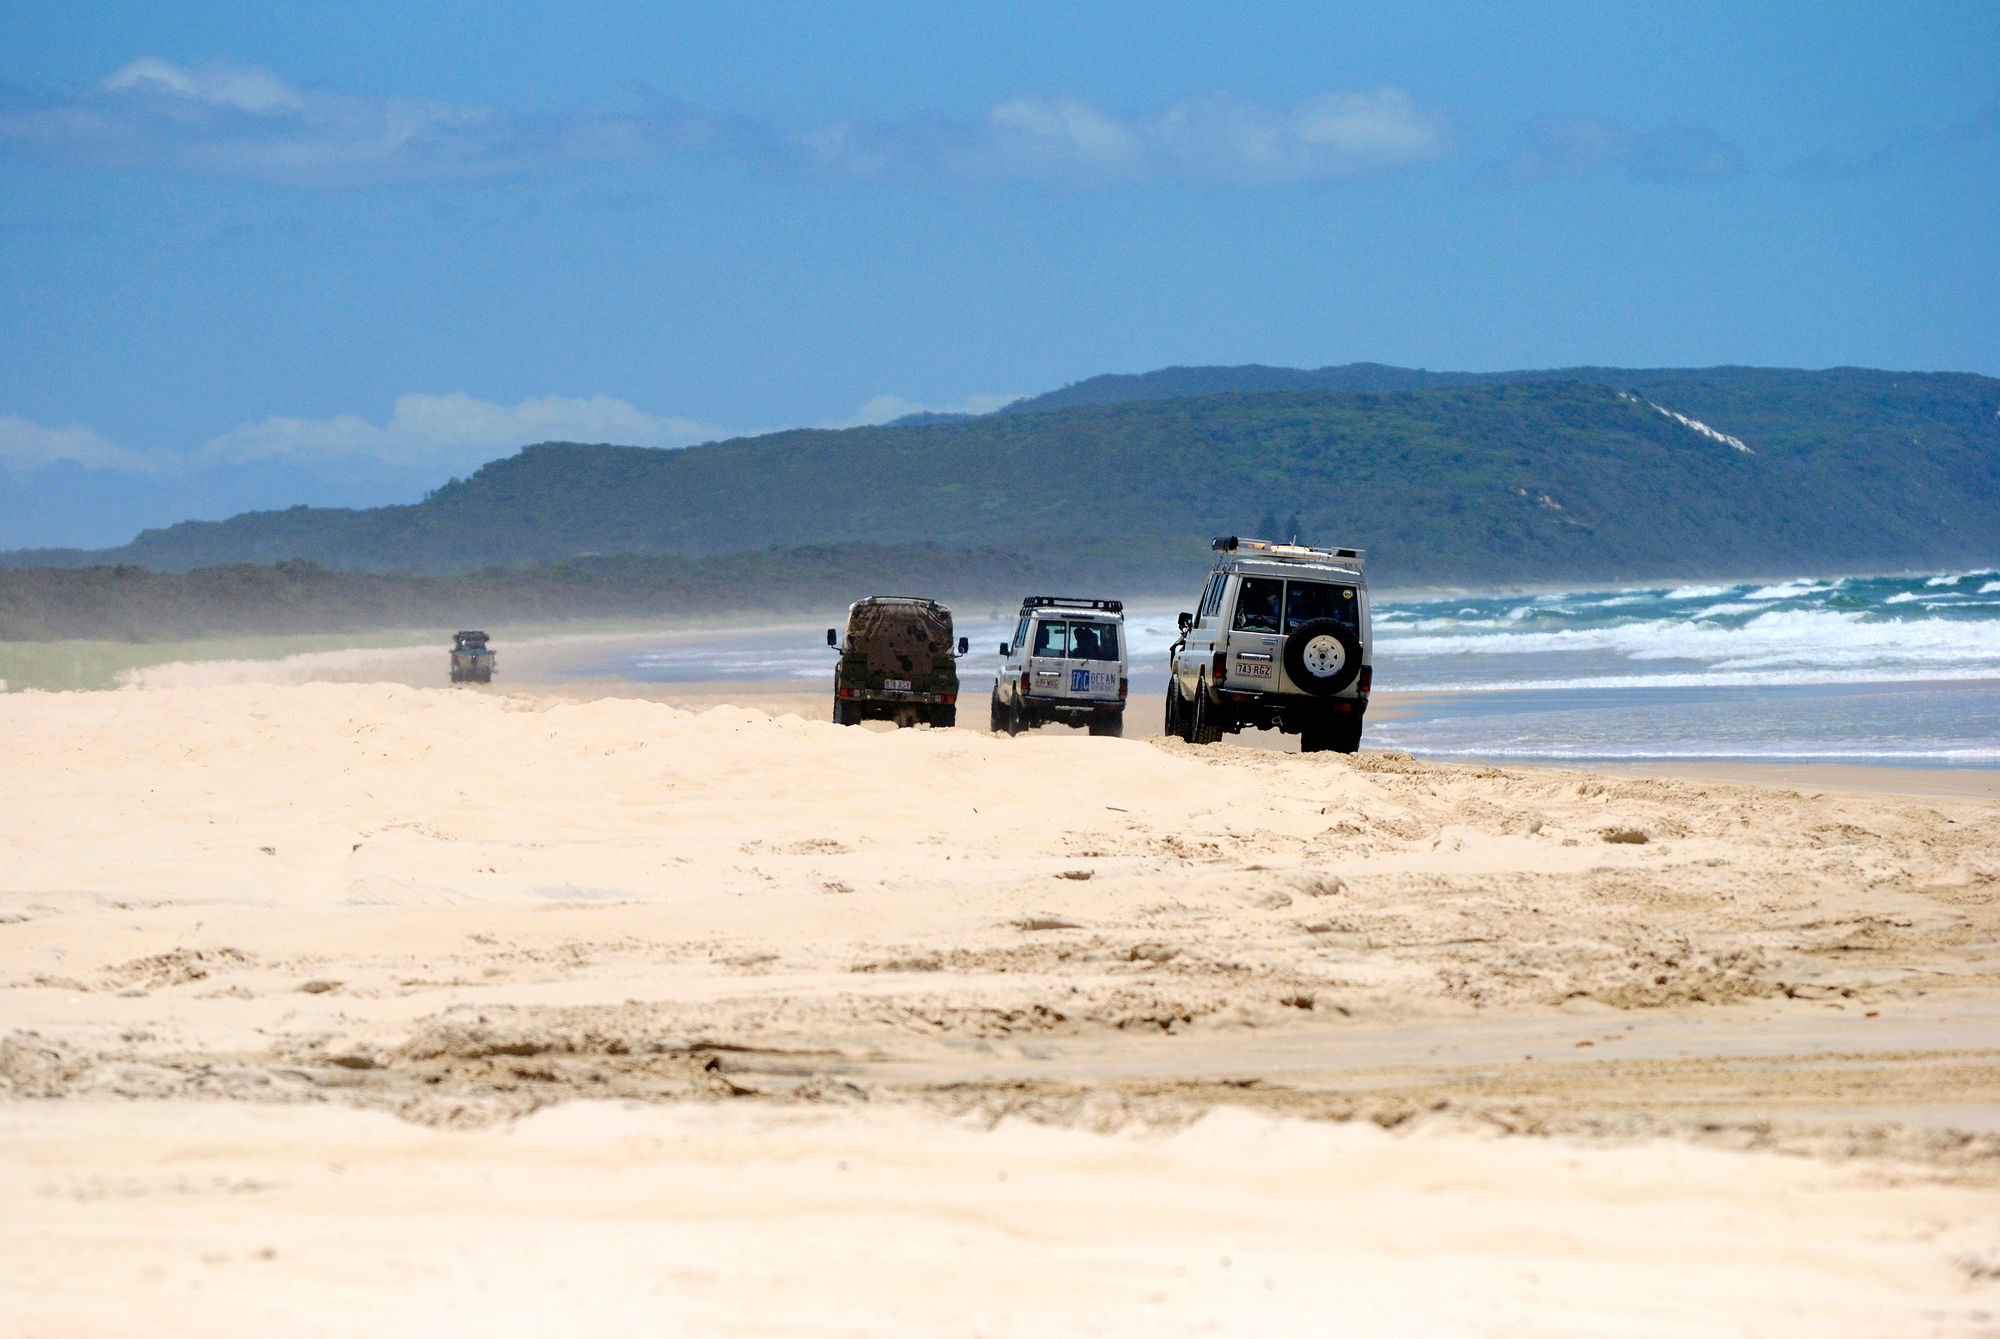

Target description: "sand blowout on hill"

left=2, top=682, right=1998, bottom=1335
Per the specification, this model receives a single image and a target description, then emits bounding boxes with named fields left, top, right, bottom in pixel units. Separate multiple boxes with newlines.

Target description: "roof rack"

left=1021, top=595, right=1124, bottom=614
left=1209, top=536, right=1365, bottom=569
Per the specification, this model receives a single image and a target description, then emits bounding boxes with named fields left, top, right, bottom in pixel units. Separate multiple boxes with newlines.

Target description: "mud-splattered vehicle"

left=827, top=597, right=969, bottom=727
left=1167, top=536, right=1371, bottom=753
left=990, top=596, right=1128, bottom=736
left=449, top=630, right=496, bottom=685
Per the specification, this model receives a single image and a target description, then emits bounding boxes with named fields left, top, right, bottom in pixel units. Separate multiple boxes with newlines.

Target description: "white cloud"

left=1152, top=89, right=1455, bottom=184
left=3, top=58, right=1456, bottom=189
left=802, top=88, right=1452, bottom=186
left=200, top=392, right=721, bottom=470
left=828, top=392, right=1024, bottom=429
left=2, top=58, right=530, bottom=187
left=0, top=415, right=170, bottom=471
left=103, top=57, right=305, bottom=115
left=1487, top=116, right=1743, bottom=186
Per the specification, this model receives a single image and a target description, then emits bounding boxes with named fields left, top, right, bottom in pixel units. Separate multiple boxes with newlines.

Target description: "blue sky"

left=2, top=1, right=1995, bottom=548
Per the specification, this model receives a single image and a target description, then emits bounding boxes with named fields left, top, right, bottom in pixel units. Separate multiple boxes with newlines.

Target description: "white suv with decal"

left=1166, top=537, right=1372, bottom=753
left=991, top=596, right=1128, bottom=737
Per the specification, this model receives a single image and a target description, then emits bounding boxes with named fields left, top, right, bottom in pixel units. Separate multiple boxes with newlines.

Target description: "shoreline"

left=88, top=641, right=2000, bottom=796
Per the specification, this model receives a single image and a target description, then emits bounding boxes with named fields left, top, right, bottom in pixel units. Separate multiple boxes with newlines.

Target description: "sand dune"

left=3, top=682, right=1998, bottom=1335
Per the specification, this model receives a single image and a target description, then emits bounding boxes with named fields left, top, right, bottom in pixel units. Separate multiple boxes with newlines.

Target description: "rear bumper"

left=839, top=688, right=956, bottom=704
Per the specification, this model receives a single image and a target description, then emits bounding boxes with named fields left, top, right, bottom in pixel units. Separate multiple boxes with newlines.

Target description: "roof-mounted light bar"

left=1210, top=536, right=1365, bottom=567
left=1021, top=595, right=1124, bottom=613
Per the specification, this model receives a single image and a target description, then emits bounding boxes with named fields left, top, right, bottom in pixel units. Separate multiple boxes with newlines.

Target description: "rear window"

left=1283, top=581, right=1359, bottom=634
left=1032, top=621, right=1120, bottom=661
left=1232, top=578, right=1283, bottom=632
left=1068, top=622, right=1119, bottom=661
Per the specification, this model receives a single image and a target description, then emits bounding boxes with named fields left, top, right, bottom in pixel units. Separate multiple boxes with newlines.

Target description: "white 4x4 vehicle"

left=991, top=596, right=1128, bottom=737
left=1167, top=536, right=1371, bottom=753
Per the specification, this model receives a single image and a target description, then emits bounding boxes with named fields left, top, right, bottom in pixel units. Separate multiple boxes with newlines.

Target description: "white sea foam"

left=1376, top=607, right=2000, bottom=674
left=1884, top=592, right=1923, bottom=604
left=1982, top=581, right=2000, bottom=595
left=1926, top=574, right=1963, bottom=587
left=1386, top=665, right=2000, bottom=693
left=1742, top=580, right=1837, bottom=601
left=1664, top=585, right=1732, bottom=600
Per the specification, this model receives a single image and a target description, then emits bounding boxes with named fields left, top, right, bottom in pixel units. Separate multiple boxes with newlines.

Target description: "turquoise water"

left=1365, top=571, right=2000, bottom=765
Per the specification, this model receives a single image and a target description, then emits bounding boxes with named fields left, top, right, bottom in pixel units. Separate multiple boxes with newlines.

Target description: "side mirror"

left=957, top=636, right=969, bottom=655
left=826, top=628, right=838, bottom=647
left=1177, top=611, right=1193, bottom=633
left=998, top=642, right=1011, bottom=657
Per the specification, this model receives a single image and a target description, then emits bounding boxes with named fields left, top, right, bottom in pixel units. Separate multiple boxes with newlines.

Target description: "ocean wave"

left=1383, top=664, right=2000, bottom=692
left=1664, top=584, right=1732, bottom=600
left=1376, top=608, right=2000, bottom=672
left=1742, top=579, right=1840, bottom=601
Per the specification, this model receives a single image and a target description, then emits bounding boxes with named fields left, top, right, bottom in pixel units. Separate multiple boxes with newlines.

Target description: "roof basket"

left=1021, top=595, right=1124, bottom=613
left=1210, top=536, right=1365, bottom=568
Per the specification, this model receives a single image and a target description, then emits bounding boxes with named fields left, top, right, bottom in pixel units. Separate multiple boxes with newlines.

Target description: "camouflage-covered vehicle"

left=449, top=630, right=495, bottom=684
left=826, top=597, right=969, bottom=727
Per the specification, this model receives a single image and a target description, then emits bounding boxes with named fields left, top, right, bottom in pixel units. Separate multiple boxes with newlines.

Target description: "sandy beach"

left=3, top=673, right=1999, bottom=1336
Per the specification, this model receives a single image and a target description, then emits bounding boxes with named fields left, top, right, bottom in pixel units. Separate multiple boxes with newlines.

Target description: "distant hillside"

left=999, top=361, right=1480, bottom=412
left=7, top=368, right=1997, bottom=585
left=0, top=543, right=1162, bottom=643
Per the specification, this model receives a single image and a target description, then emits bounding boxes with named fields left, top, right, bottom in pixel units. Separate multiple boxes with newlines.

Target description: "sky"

left=1, top=1, right=1995, bottom=548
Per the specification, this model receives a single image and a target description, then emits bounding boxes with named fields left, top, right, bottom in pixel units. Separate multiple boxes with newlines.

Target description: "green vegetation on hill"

left=7, top=368, right=1997, bottom=585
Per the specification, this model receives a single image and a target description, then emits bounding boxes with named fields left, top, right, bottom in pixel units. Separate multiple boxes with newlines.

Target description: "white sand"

left=3, top=681, right=1998, bottom=1335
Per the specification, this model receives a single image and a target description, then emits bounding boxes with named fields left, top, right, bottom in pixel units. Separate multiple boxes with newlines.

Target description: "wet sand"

left=4, top=666, right=1997, bottom=1334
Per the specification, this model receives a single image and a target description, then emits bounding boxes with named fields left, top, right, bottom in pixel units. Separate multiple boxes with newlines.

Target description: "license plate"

left=1238, top=660, right=1272, bottom=678
left=883, top=679, right=910, bottom=692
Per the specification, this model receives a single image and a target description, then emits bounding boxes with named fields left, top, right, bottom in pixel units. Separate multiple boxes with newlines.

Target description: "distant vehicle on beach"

left=827, top=597, right=969, bottom=727
left=991, top=596, right=1128, bottom=737
left=449, top=630, right=495, bottom=684
left=1167, top=537, right=1372, bottom=753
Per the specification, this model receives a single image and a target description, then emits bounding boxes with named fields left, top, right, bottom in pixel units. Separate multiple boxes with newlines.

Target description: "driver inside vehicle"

left=1231, top=578, right=1283, bottom=632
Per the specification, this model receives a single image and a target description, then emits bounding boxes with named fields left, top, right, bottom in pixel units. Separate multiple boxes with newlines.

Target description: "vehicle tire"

left=1088, top=711, right=1124, bottom=738
left=989, top=690, right=1006, bottom=734
left=1188, top=681, right=1223, bottom=745
left=1164, top=682, right=1186, bottom=740
left=1007, top=698, right=1027, bottom=737
left=1281, top=619, right=1362, bottom=696
left=932, top=705, right=957, bottom=729
left=833, top=700, right=858, bottom=726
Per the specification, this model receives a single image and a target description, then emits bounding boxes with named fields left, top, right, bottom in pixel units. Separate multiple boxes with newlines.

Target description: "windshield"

left=1283, top=580, right=1359, bottom=634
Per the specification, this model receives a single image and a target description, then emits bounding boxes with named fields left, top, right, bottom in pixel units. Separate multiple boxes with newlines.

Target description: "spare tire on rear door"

left=1282, top=618, right=1361, bottom=696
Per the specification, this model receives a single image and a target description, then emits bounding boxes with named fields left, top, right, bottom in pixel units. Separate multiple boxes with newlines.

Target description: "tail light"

left=940, top=693, right=955, bottom=705
left=1358, top=666, right=1372, bottom=694
left=1020, top=671, right=1032, bottom=698
left=1212, top=650, right=1227, bottom=682
left=1118, top=677, right=1128, bottom=699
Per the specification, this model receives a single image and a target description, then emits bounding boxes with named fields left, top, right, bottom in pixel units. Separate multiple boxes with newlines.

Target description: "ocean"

left=589, top=569, right=2000, bottom=767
